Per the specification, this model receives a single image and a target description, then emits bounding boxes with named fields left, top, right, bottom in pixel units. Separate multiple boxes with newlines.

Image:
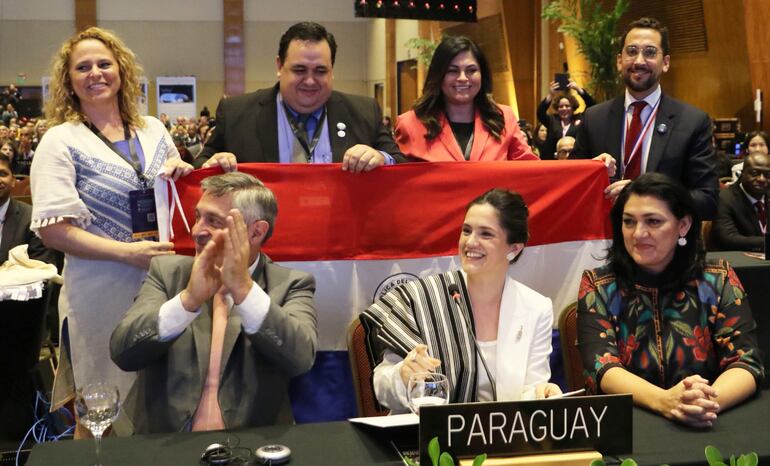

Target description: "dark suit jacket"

left=109, top=254, right=317, bottom=434
left=573, top=93, right=719, bottom=219
left=1, top=198, right=51, bottom=264
left=713, top=183, right=764, bottom=252
left=195, top=84, right=404, bottom=166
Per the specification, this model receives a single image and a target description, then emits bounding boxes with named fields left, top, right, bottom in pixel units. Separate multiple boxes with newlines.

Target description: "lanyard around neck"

left=283, top=104, right=326, bottom=162
left=622, top=96, right=661, bottom=178
left=88, top=121, right=147, bottom=186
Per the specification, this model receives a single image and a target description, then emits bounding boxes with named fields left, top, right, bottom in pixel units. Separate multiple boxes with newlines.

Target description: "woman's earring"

left=677, top=236, right=687, bottom=246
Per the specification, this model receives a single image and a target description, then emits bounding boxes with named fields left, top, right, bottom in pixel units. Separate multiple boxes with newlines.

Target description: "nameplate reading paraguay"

left=418, top=394, right=632, bottom=464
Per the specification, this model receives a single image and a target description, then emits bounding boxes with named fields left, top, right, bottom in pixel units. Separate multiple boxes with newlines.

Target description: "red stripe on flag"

left=170, top=161, right=612, bottom=260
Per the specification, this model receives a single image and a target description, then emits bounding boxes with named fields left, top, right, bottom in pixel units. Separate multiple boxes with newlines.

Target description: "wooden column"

left=743, top=0, right=770, bottom=130
left=500, top=0, right=537, bottom=123
left=223, top=0, right=245, bottom=97
left=75, top=0, right=97, bottom=32
left=386, top=19, right=397, bottom=122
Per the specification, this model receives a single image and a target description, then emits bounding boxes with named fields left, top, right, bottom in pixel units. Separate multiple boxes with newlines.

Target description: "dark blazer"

left=1, top=198, right=51, bottom=264
left=110, top=254, right=317, bottom=434
left=713, top=183, right=764, bottom=252
left=195, top=84, right=404, bottom=166
left=536, top=90, right=595, bottom=160
left=573, top=93, right=719, bottom=219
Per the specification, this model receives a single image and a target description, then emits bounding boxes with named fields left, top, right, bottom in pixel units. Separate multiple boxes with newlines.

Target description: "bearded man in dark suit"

left=573, top=17, right=718, bottom=220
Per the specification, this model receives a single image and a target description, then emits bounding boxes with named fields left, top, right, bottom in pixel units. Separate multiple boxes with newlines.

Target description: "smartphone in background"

left=734, top=142, right=742, bottom=156
left=555, top=73, right=570, bottom=91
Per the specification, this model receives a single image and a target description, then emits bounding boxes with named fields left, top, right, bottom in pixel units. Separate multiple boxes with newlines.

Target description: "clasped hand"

left=661, top=375, right=720, bottom=428
left=181, top=209, right=253, bottom=311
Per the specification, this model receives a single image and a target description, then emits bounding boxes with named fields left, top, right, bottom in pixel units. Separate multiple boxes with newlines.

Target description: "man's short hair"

left=200, top=173, right=278, bottom=242
left=278, top=22, right=337, bottom=66
left=619, top=17, right=670, bottom=56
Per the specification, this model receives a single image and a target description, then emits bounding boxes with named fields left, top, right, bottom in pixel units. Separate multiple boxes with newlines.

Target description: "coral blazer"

left=394, top=105, right=537, bottom=162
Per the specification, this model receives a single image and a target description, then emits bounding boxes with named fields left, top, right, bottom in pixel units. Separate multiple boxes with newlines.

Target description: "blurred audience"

left=537, top=79, right=594, bottom=160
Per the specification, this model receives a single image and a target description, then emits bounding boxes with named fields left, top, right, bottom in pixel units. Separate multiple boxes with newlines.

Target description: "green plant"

left=404, top=37, right=440, bottom=67
left=402, top=437, right=486, bottom=466
left=542, top=0, right=630, bottom=101
left=704, top=445, right=759, bottom=466
left=590, top=458, right=639, bottom=466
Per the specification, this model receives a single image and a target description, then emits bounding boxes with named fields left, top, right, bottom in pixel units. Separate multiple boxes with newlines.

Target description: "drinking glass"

left=407, top=372, right=449, bottom=414
left=75, top=383, right=120, bottom=466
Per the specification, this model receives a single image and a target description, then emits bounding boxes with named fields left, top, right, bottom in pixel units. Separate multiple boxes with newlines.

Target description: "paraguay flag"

left=168, top=161, right=612, bottom=422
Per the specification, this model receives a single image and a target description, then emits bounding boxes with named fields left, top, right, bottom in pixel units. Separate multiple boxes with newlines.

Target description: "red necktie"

left=756, top=201, right=766, bottom=231
left=623, top=101, right=647, bottom=180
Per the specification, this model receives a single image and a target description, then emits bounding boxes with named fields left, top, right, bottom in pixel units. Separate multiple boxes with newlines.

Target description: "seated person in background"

left=395, top=36, right=538, bottom=162
left=731, top=130, right=769, bottom=182
left=0, top=155, right=52, bottom=265
left=531, top=123, right=548, bottom=158
left=197, top=22, right=402, bottom=173
left=362, top=189, right=561, bottom=412
left=0, top=154, right=54, bottom=441
left=536, top=79, right=595, bottom=160
left=578, top=173, right=763, bottom=428
left=110, top=173, right=317, bottom=433
left=714, top=152, right=770, bottom=252
left=13, top=126, right=34, bottom=176
left=555, top=136, right=575, bottom=160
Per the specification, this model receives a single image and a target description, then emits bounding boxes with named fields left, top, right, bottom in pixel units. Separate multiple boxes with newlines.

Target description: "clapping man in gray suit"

left=111, top=172, right=317, bottom=434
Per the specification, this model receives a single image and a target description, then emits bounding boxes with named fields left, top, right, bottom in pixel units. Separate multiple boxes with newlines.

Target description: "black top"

left=448, top=121, right=474, bottom=160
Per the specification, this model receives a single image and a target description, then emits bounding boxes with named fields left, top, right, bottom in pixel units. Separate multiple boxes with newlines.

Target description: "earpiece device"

left=255, top=444, right=291, bottom=464
left=200, top=443, right=235, bottom=465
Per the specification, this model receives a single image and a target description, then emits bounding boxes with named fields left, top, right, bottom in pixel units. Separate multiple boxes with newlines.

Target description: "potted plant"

left=542, top=0, right=630, bottom=101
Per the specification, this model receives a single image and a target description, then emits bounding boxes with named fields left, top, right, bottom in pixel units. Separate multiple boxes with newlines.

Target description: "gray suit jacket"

left=714, top=183, right=764, bottom=252
left=573, top=93, right=719, bottom=220
left=194, top=84, right=404, bottom=166
left=110, top=254, right=317, bottom=434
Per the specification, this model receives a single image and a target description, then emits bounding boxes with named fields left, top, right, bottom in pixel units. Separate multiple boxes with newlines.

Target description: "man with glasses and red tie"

left=714, top=152, right=770, bottom=251
left=573, top=17, right=719, bottom=220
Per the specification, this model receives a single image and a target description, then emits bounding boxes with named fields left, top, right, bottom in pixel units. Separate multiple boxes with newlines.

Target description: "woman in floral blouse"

left=577, top=173, right=764, bottom=428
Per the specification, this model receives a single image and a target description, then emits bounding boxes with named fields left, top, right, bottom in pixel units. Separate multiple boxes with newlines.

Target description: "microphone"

left=448, top=284, right=462, bottom=304
left=447, top=282, right=497, bottom=401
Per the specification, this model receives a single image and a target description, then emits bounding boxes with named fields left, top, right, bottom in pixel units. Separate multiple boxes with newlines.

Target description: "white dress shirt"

left=158, top=254, right=271, bottom=340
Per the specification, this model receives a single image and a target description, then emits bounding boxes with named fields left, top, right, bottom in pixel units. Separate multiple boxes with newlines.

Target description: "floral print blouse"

left=577, top=260, right=764, bottom=393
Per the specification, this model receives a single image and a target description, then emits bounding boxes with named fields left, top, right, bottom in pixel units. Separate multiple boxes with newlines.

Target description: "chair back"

left=347, top=318, right=388, bottom=417
left=701, top=220, right=716, bottom=251
left=558, top=302, right=584, bottom=392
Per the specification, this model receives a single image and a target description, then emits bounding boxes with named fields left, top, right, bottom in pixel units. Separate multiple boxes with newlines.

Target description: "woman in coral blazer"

left=394, top=36, right=537, bottom=162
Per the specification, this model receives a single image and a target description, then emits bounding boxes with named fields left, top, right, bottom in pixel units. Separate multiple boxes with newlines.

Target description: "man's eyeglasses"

left=622, top=45, right=660, bottom=60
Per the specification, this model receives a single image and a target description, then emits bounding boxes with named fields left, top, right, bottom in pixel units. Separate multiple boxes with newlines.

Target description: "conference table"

left=707, top=251, right=770, bottom=389
left=25, top=391, right=770, bottom=466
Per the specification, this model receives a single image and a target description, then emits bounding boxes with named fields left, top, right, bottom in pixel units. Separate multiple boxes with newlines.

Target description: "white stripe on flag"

left=282, top=239, right=609, bottom=351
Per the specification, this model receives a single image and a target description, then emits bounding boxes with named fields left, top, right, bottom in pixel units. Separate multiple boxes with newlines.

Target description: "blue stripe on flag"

left=289, top=338, right=568, bottom=423
left=289, top=351, right=357, bottom=422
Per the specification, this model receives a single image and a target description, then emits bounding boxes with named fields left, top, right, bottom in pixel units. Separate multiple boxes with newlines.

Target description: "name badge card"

left=418, top=394, right=632, bottom=464
left=129, top=188, right=158, bottom=240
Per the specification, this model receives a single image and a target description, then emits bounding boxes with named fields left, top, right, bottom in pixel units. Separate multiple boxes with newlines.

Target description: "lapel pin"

left=656, top=123, right=668, bottom=134
left=336, top=122, right=346, bottom=130
left=337, top=130, right=346, bottom=138
left=516, top=325, right=523, bottom=342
